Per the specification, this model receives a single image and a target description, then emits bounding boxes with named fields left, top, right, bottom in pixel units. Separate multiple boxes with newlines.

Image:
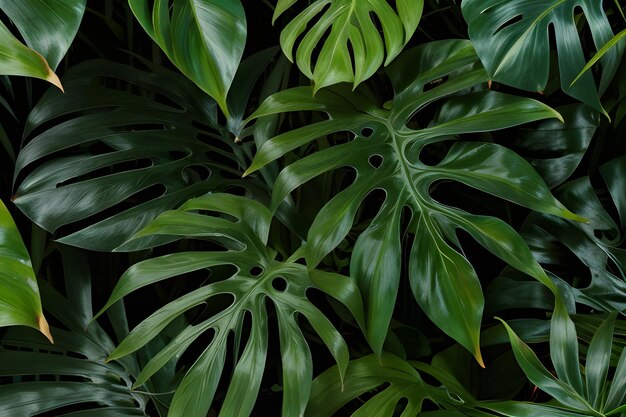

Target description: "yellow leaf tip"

left=46, top=69, right=64, bottom=93
left=475, top=347, right=485, bottom=368
left=38, top=314, right=54, bottom=343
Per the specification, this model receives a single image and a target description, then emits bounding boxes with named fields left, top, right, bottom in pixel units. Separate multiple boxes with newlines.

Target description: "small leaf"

left=129, top=0, right=246, bottom=116
left=0, top=21, right=62, bottom=90
left=497, top=317, right=593, bottom=412
left=0, top=199, right=51, bottom=342
left=571, top=28, right=626, bottom=88
left=585, top=311, right=617, bottom=408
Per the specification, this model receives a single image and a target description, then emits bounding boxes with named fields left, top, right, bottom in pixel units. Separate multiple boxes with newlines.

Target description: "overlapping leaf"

left=0, top=199, right=50, bottom=341
left=501, top=104, right=599, bottom=189
left=274, top=0, right=423, bottom=91
left=497, top=311, right=626, bottom=416
left=0, top=0, right=87, bottom=70
left=95, top=193, right=364, bottom=417
left=0, top=20, right=62, bottom=90
left=462, top=0, right=624, bottom=115
left=244, top=39, right=583, bottom=363
left=13, top=60, right=246, bottom=251
left=0, top=247, right=150, bottom=417
left=522, top=156, right=626, bottom=312
left=306, top=353, right=477, bottom=417
left=129, top=0, right=246, bottom=116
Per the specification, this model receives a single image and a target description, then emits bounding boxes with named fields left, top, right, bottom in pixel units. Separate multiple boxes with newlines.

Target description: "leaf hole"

left=418, top=141, right=453, bottom=166
left=249, top=266, right=264, bottom=277
left=181, top=164, right=212, bottom=183
left=494, top=14, right=523, bottom=35
left=109, top=123, right=168, bottom=132
left=56, top=157, right=154, bottom=187
left=271, top=277, right=288, bottom=292
left=169, top=150, right=189, bottom=160
left=360, top=127, right=374, bottom=138
left=395, top=398, right=409, bottom=414
left=368, top=154, right=383, bottom=169
left=423, top=75, right=449, bottom=92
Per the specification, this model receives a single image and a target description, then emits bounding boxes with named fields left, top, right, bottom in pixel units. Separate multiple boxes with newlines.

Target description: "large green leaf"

left=244, top=39, right=581, bottom=363
left=13, top=60, right=250, bottom=251
left=0, top=21, right=61, bottom=90
left=274, top=0, right=423, bottom=91
left=128, top=0, right=246, bottom=116
left=95, top=193, right=363, bottom=417
left=462, top=0, right=624, bottom=115
left=0, top=0, right=87, bottom=70
left=0, top=199, right=50, bottom=342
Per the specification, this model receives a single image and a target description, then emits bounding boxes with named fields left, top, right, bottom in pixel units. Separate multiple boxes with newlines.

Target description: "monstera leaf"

left=306, top=353, right=479, bottom=417
left=500, top=104, right=599, bottom=189
left=522, top=156, right=626, bottom=313
left=462, top=0, right=623, bottom=115
left=128, top=0, right=246, bottom=116
left=244, top=39, right=585, bottom=364
left=95, top=193, right=364, bottom=417
left=0, top=247, right=152, bottom=417
left=13, top=60, right=249, bottom=252
left=274, top=0, right=423, bottom=91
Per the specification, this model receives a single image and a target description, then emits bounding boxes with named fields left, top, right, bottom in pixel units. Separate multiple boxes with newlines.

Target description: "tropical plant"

left=0, top=0, right=625, bottom=416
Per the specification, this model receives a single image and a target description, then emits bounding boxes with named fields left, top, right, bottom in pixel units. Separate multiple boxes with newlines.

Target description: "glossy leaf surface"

left=0, top=199, right=50, bottom=341
left=128, top=0, right=246, bottom=116
left=462, top=0, right=623, bottom=114
left=0, top=0, right=87, bottom=70
left=0, top=21, right=61, bottom=89
left=13, top=60, right=245, bottom=251
left=0, top=247, right=149, bottom=417
left=245, top=39, right=579, bottom=363
left=274, top=0, right=423, bottom=91
left=97, top=193, right=361, bottom=417
left=499, top=312, right=626, bottom=416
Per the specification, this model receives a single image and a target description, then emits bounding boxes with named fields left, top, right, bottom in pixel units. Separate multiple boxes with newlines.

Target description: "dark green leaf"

left=462, top=0, right=623, bottom=114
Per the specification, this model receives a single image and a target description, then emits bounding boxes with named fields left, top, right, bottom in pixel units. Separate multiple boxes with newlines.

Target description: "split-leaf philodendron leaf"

left=462, top=0, right=624, bottom=116
left=95, top=193, right=365, bottom=417
left=274, top=0, right=423, bottom=92
left=244, top=39, right=584, bottom=365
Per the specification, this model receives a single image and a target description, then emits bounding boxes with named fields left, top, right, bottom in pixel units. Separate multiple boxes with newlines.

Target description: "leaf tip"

left=46, top=69, right=64, bottom=93
left=38, top=314, right=54, bottom=343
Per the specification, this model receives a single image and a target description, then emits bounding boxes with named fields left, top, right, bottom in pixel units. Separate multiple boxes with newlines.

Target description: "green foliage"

left=0, top=199, right=50, bottom=341
left=128, top=0, right=246, bottom=116
left=274, top=0, right=423, bottom=91
left=0, top=1, right=625, bottom=416
left=462, top=0, right=624, bottom=115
